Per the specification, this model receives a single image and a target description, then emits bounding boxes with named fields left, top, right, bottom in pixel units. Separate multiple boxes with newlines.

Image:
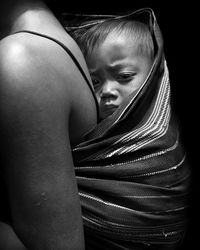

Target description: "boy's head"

left=72, top=18, right=155, bottom=120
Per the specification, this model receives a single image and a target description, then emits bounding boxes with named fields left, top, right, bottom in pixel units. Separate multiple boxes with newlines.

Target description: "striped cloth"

left=67, top=8, right=191, bottom=249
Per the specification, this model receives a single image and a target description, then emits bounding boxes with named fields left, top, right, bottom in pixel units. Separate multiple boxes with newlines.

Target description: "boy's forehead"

left=101, top=30, right=136, bottom=49
left=88, top=32, right=141, bottom=65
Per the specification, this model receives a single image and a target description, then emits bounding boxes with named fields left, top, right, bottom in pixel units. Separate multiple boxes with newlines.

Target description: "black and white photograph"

left=0, top=1, right=197, bottom=249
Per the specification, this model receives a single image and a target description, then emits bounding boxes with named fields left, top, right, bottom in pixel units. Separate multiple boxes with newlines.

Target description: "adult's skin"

left=0, top=0, right=97, bottom=249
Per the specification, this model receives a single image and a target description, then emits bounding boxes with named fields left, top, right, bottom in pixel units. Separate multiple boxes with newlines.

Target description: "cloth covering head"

left=63, top=8, right=190, bottom=249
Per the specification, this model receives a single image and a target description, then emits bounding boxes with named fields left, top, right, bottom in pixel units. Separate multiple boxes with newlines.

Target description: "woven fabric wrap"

left=67, top=8, right=191, bottom=249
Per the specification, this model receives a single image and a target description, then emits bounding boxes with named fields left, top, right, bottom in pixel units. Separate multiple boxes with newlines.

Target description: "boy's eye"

left=117, top=72, right=136, bottom=82
left=91, top=78, right=101, bottom=90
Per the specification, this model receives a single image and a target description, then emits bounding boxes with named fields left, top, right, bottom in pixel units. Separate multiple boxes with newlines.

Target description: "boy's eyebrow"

left=108, top=61, right=140, bottom=71
left=88, top=57, right=141, bottom=73
left=109, top=62, right=134, bottom=68
left=89, top=62, right=139, bottom=73
left=108, top=58, right=140, bottom=68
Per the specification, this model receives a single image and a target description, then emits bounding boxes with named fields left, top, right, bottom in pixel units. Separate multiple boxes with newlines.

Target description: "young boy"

left=71, top=18, right=155, bottom=120
left=65, top=9, right=190, bottom=250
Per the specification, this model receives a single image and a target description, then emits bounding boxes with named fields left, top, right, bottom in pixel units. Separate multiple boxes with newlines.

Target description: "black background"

left=55, top=1, right=198, bottom=249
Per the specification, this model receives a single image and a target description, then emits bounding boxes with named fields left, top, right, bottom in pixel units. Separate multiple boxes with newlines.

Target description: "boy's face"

left=86, top=31, right=153, bottom=120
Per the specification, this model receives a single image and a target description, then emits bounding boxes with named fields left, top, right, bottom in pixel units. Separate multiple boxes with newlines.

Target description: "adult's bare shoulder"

left=0, top=34, right=73, bottom=146
left=0, top=34, right=70, bottom=110
left=0, top=36, right=32, bottom=83
left=0, top=35, right=53, bottom=91
left=0, top=32, right=97, bottom=144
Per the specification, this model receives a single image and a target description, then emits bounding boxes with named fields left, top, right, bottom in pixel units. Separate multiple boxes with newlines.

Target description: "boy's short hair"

left=71, top=18, right=155, bottom=60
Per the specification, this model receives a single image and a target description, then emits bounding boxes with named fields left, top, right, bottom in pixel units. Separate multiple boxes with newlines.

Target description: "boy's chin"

left=100, top=110, right=115, bottom=120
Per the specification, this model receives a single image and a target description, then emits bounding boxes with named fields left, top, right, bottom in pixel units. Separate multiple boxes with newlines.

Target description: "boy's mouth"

left=100, top=104, right=118, bottom=118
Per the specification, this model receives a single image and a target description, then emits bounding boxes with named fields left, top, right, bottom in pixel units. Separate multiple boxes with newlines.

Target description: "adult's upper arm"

left=0, top=39, right=85, bottom=249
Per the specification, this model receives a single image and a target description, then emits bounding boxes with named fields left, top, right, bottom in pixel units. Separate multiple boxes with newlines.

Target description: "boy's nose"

left=100, top=80, right=118, bottom=99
